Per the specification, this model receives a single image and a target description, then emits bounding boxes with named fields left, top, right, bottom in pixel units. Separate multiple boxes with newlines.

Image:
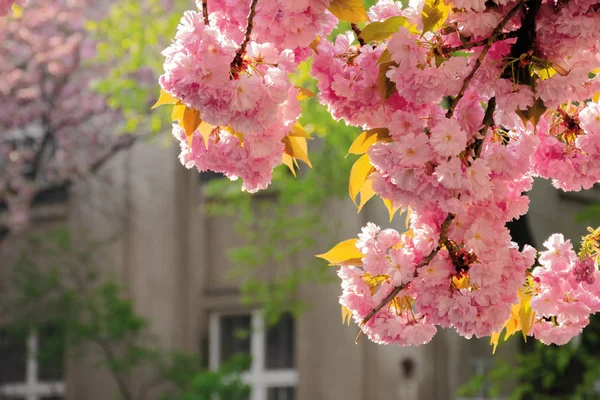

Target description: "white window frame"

left=0, top=330, right=65, bottom=400
left=209, top=310, right=298, bottom=400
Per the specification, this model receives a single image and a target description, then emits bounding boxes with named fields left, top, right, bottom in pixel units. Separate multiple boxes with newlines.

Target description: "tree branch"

left=351, top=24, right=365, bottom=46
left=446, top=1, right=524, bottom=118
left=202, top=0, right=209, bottom=25
left=230, top=0, right=258, bottom=73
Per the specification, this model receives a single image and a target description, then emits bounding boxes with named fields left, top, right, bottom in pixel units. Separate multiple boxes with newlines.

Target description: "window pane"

left=0, top=328, right=27, bottom=384
left=220, top=315, right=251, bottom=364
left=265, top=314, right=294, bottom=370
left=38, top=324, right=66, bottom=381
left=267, top=387, right=295, bottom=400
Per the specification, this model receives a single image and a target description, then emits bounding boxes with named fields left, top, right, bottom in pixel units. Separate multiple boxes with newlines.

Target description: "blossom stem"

left=446, top=0, right=524, bottom=118
left=202, top=0, right=209, bottom=25
left=230, top=0, right=259, bottom=72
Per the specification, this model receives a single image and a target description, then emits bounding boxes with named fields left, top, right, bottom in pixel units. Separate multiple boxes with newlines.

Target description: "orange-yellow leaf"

left=349, top=154, right=374, bottom=206
left=198, top=121, right=214, bottom=149
left=183, top=107, right=202, bottom=138
left=405, top=206, right=412, bottom=229
left=282, top=153, right=297, bottom=176
left=316, top=239, right=363, bottom=265
left=593, top=92, right=600, bottom=103
left=357, top=177, right=376, bottom=212
left=421, top=0, right=451, bottom=34
left=310, top=37, right=321, bottom=54
left=288, top=123, right=313, bottom=140
left=283, top=136, right=312, bottom=168
left=152, top=89, right=179, bottom=110
left=383, top=198, right=401, bottom=222
left=342, top=306, right=352, bottom=325
left=296, top=87, right=316, bottom=100
left=490, top=331, right=501, bottom=354
left=328, top=0, right=369, bottom=23
left=347, top=128, right=391, bottom=156
left=172, top=104, right=186, bottom=124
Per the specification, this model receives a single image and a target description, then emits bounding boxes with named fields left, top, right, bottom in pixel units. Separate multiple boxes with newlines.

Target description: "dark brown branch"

left=446, top=1, right=524, bottom=118
left=230, top=0, right=259, bottom=72
left=202, top=0, right=209, bottom=25
left=474, top=97, right=496, bottom=158
left=442, top=30, right=520, bottom=54
left=351, top=23, right=366, bottom=46
left=361, top=214, right=455, bottom=326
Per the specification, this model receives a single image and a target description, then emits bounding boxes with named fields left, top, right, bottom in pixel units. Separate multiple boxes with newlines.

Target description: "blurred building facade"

left=1, top=138, right=598, bottom=400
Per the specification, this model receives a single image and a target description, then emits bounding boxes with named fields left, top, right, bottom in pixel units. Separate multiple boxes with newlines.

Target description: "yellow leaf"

left=591, top=68, right=600, bottom=75
left=342, top=306, right=353, bottom=325
left=357, top=177, right=376, bottom=212
left=347, top=128, right=391, bottom=156
left=183, top=107, right=202, bottom=137
left=359, top=16, right=408, bottom=42
left=452, top=274, right=470, bottom=289
left=283, top=136, right=312, bottom=168
left=310, top=37, right=321, bottom=54
left=198, top=121, right=214, bottom=149
left=362, top=273, right=390, bottom=295
left=421, top=0, right=451, bottom=34
left=383, top=198, right=401, bottom=222
left=171, top=104, right=186, bottom=124
left=282, top=153, right=297, bottom=177
left=152, top=89, right=179, bottom=110
left=328, top=0, right=369, bottom=23
left=593, top=92, right=600, bottom=103
left=405, top=206, right=412, bottom=229
left=532, top=64, right=558, bottom=81
left=490, top=331, right=501, bottom=354
left=349, top=154, right=374, bottom=206
left=378, top=60, right=397, bottom=103
left=288, top=123, right=313, bottom=140
left=296, top=87, right=316, bottom=100
left=316, top=239, right=363, bottom=265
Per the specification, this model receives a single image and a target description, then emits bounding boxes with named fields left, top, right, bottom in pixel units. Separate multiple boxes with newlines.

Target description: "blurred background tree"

left=0, top=227, right=250, bottom=400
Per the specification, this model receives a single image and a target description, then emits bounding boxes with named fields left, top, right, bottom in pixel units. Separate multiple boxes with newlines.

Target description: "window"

left=0, top=330, right=65, bottom=400
left=209, top=311, right=298, bottom=400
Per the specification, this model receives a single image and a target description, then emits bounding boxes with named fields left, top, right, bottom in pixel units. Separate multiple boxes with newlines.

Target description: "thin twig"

left=442, top=30, right=519, bottom=54
left=230, top=0, right=259, bottom=71
left=446, top=1, right=524, bottom=118
left=202, top=0, right=209, bottom=25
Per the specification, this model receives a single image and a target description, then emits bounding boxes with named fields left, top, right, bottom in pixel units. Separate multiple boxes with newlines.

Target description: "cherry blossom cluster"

left=159, top=1, right=335, bottom=192
left=0, top=0, right=121, bottom=230
left=159, top=0, right=600, bottom=347
left=529, top=234, right=600, bottom=345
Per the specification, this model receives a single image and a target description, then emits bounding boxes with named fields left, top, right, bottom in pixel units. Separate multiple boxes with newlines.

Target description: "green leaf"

left=359, top=16, right=407, bottom=42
